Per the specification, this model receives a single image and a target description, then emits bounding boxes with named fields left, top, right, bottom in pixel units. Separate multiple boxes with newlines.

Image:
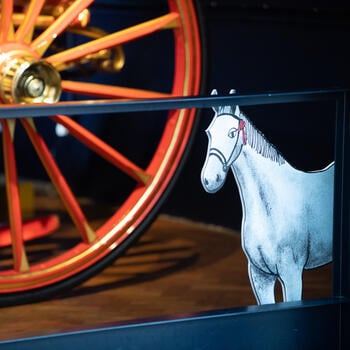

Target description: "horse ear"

left=230, top=90, right=239, bottom=116
left=234, top=105, right=240, bottom=116
left=211, top=89, right=219, bottom=113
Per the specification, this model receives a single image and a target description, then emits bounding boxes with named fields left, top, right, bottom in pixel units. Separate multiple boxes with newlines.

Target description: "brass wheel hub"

left=0, top=52, right=61, bottom=104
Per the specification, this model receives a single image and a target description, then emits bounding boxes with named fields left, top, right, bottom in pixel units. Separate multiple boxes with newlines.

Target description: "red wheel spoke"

left=14, top=0, right=46, bottom=44
left=1, top=119, right=29, bottom=272
left=61, top=80, right=172, bottom=98
left=31, top=0, right=94, bottom=56
left=0, top=0, right=14, bottom=42
left=51, top=115, right=151, bottom=184
left=21, top=118, right=96, bottom=243
left=47, top=12, right=179, bottom=65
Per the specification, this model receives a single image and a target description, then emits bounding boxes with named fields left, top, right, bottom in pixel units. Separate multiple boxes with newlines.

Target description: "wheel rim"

left=0, top=0, right=201, bottom=294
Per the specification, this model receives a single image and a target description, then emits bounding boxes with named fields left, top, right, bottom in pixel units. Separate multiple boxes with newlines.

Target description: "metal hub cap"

left=0, top=55, right=61, bottom=104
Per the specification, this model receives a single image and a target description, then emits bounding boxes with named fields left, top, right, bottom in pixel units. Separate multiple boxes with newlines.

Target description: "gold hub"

left=0, top=53, right=61, bottom=104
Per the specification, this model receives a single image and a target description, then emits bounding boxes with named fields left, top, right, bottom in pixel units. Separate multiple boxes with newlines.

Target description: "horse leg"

left=278, top=247, right=306, bottom=301
left=277, top=252, right=304, bottom=302
left=248, top=262, right=277, bottom=305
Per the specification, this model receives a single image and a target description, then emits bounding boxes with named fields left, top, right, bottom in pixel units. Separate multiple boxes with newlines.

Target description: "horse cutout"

left=201, top=89, right=334, bottom=304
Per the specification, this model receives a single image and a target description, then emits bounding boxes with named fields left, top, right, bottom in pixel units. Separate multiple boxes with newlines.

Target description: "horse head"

left=201, top=89, right=246, bottom=193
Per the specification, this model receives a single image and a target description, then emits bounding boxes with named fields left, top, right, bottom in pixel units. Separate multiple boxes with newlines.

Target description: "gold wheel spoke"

left=31, top=0, right=94, bottom=56
left=61, top=80, right=171, bottom=98
left=14, top=0, right=46, bottom=44
left=0, top=0, right=14, bottom=42
left=12, top=14, right=55, bottom=30
left=51, top=115, right=151, bottom=185
left=1, top=119, right=29, bottom=272
left=21, top=118, right=96, bottom=243
left=47, top=12, right=179, bottom=65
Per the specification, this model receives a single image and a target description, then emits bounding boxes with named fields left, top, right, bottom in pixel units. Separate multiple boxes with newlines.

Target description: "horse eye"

left=228, top=128, right=237, bottom=138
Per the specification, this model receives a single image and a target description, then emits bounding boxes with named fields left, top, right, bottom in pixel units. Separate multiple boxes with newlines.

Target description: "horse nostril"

left=216, top=174, right=221, bottom=182
left=204, top=178, right=209, bottom=186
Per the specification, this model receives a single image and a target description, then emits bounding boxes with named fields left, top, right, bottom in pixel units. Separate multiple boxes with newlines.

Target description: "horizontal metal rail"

left=0, top=89, right=347, bottom=118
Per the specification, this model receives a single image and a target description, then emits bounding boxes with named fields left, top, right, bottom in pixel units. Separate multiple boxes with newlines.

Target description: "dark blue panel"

left=342, top=302, right=350, bottom=350
left=0, top=299, right=346, bottom=350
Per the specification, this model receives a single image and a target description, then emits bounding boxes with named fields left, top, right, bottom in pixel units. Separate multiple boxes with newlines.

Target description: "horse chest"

left=241, top=183, right=306, bottom=242
left=238, top=168, right=308, bottom=262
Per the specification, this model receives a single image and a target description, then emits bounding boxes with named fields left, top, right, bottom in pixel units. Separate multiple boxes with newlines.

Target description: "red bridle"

left=238, top=120, right=247, bottom=145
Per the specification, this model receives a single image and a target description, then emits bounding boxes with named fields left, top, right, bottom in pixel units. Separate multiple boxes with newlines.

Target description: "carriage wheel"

left=0, top=0, right=203, bottom=304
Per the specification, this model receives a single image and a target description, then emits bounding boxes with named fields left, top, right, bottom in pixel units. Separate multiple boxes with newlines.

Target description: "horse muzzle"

left=200, top=155, right=227, bottom=193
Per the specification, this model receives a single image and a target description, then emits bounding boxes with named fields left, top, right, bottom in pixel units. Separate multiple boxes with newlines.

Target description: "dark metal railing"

left=0, top=89, right=347, bottom=118
left=0, top=88, right=349, bottom=349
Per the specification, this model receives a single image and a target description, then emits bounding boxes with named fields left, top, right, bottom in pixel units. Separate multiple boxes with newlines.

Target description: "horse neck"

left=230, top=136, right=289, bottom=202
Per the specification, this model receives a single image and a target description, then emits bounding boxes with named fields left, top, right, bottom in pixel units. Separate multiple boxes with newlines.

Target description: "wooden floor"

left=0, top=215, right=332, bottom=342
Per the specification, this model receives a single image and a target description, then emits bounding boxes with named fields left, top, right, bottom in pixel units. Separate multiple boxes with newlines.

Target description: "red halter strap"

left=238, top=120, right=247, bottom=145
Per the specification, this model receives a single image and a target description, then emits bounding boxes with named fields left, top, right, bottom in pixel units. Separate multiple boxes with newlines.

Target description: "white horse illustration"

left=201, top=90, right=333, bottom=304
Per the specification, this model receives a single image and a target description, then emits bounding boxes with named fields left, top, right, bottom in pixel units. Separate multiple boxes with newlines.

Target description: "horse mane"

left=239, top=112, right=286, bottom=165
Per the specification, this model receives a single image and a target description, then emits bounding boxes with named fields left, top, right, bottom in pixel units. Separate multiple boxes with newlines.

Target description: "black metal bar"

left=332, top=91, right=350, bottom=350
left=0, top=299, right=346, bottom=350
left=0, top=89, right=344, bottom=119
left=333, top=91, right=350, bottom=299
left=333, top=92, right=345, bottom=298
left=342, top=92, right=350, bottom=300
